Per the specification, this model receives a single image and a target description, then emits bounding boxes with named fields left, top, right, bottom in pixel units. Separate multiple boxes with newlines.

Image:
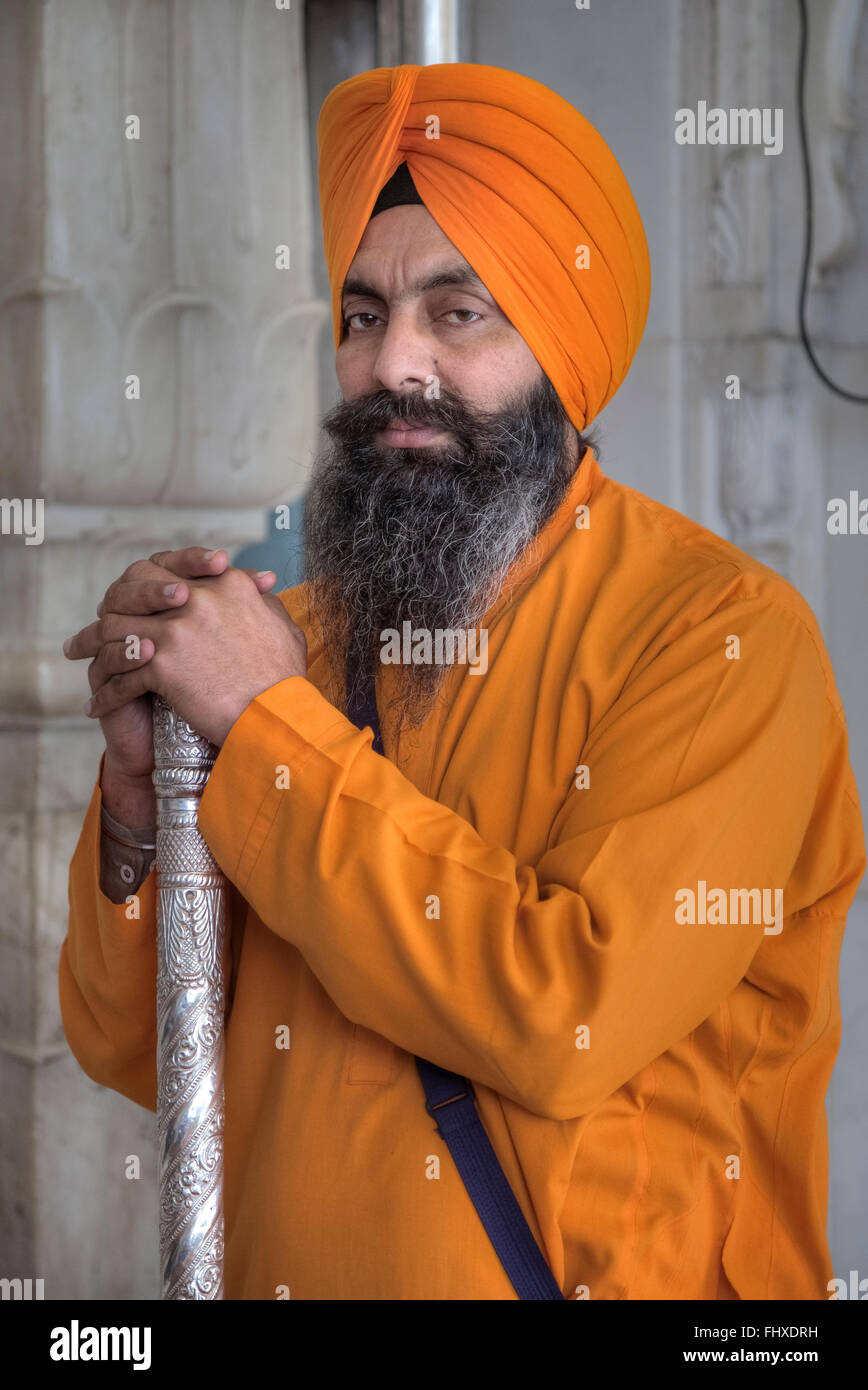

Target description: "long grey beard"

left=302, top=374, right=592, bottom=742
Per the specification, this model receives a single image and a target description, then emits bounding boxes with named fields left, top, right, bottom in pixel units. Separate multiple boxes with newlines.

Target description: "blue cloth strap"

left=345, top=654, right=566, bottom=1301
left=414, top=1057, right=566, bottom=1300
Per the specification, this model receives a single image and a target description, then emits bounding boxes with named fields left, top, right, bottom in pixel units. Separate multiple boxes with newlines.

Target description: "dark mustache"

left=321, top=388, right=478, bottom=443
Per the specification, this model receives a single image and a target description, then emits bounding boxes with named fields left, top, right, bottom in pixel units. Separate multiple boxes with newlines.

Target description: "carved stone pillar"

left=0, top=0, right=327, bottom=1298
left=679, top=0, right=865, bottom=621
left=677, top=0, right=868, bottom=1278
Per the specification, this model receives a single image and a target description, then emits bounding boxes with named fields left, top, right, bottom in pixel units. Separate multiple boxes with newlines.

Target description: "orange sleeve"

left=58, top=753, right=159, bottom=1112
left=197, top=591, right=864, bottom=1120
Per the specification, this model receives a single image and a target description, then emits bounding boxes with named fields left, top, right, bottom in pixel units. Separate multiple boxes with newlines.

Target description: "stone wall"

left=0, top=0, right=326, bottom=1298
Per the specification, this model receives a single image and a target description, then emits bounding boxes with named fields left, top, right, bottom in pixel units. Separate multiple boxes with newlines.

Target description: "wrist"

left=101, top=759, right=156, bottom=826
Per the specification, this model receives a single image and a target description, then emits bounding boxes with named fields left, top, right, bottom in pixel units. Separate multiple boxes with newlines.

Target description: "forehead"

left=342, top=204, right=488, bottom=298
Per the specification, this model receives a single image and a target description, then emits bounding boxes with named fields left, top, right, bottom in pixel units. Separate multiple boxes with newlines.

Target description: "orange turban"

left=317, top=63, right=651, bottom=433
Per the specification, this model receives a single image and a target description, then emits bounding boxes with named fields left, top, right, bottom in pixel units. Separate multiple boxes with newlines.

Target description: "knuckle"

left=105, top=638, right=126, bottom=674
left=154, top=624, right=175, bottom=653
left=90, top=645, right=108, bottom=683
left=198, top=575, right=220, bottom=601
left=92, top=645, right=114, bottom=685
left=105, top=671, right=129, bottom=701
left=175, top=546, right=210, bottom=571
left=103, top=616, right=123, bottom=646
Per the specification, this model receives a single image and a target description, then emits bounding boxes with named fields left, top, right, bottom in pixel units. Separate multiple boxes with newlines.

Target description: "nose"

left=370, top=306, right=438, bottom=396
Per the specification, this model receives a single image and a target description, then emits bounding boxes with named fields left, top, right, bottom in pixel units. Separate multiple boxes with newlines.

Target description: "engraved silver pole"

left=152, top=695, right=227, bottom=1300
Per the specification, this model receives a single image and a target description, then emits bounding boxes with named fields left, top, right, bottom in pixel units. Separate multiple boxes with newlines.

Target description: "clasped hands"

left=62, top=546, right=308, bottom=749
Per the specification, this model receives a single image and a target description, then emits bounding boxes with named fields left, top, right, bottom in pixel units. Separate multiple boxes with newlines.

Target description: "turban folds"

left=317, top=63, right=651, bottom=432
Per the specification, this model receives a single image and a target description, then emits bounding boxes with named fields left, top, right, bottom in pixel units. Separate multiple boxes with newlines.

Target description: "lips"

left=387, top=418, right=432, bottom=432
left=379, top=419, right=447, bottom=446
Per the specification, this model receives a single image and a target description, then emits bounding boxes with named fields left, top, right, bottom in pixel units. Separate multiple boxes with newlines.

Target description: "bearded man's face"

left=302, top=204, right=584, bottom=737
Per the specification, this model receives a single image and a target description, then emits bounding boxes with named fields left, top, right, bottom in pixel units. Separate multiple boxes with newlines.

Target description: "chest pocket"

left=346, top=1023, right=398, bottom=1084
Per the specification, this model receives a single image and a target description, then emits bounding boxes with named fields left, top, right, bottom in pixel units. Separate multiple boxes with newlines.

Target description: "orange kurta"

left=60, top=446, right=865, bottom=1299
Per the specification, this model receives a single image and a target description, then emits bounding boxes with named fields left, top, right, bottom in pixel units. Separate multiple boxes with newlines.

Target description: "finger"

left=217, top=566, right=275, bottom=591
left=146, top=549, right=275, bottom=588
left=95, top=557, right=274, bottom=618
left=64, top=612, right=161, bottom=658
left=96, top=578, right=190, bottom=619
left=246, top=569, right=276, bottom=592
left=63, top=620, right=102, bottom=661
left=84, top=666, right=153, bottom=718
left=96, top=556, right=199, bottom=617
left=99, top=549, right=225, bottom=613
left=87, top=637, right=156, bottom=694
left=147, top=546, right=229, bottom=578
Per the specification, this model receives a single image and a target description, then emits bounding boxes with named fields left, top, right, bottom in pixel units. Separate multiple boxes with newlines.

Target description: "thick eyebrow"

left=340, top=264, right=488, bottom=304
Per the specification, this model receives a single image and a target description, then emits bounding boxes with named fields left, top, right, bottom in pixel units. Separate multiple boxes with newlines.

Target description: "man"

left=60, top=62, right=864, bottom=1300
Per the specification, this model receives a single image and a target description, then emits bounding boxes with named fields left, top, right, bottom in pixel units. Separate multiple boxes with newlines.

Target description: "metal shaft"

left=152, top=695, right=227, bottom=1300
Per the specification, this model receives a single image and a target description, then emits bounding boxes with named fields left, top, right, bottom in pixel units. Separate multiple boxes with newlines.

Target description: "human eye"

left=342, top=311, right=383, bottom=332
left=443, top=307, right=482, bottom=324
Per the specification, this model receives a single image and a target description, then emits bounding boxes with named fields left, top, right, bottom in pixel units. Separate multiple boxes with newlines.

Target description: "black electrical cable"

left=795, top=0, right=868, bottom=403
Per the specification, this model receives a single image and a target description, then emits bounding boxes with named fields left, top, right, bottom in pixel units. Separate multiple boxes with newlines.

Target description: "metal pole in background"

left=152, top=695, right=227, bottom=1300
left=377, top=0, right=471, bottom=66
